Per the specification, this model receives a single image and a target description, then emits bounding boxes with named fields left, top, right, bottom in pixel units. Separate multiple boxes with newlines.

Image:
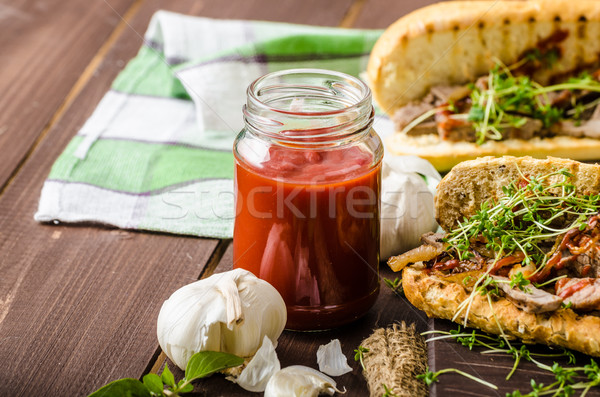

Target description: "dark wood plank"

left=0, top=0, right=134, bottom=190
left=428, top=318, right=600, bottom=397
left=0, top=0, right=357, bottom=395
left=162, top=245, right=429, bottom=396
left=351, top=0, right=448, bottom=29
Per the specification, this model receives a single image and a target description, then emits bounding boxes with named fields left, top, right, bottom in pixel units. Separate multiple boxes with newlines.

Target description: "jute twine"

left=360, top=322, right=428, bottom=397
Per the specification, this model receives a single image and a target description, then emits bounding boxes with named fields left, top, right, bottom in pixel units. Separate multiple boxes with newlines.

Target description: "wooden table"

left=1, top=1, right=598, bottom=396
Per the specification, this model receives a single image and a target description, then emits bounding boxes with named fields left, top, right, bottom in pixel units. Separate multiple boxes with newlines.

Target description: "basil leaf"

left=185, top=351, right=244, bottom=381
left=179, top=383, right=194, bottom=393
left=142, top=373, right=163, bottom=395
left=87, top=378, right=151, bottom=397
left=161, top=363, right=175, bottom=387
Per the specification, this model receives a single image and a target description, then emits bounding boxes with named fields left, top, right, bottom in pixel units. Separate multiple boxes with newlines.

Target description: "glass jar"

left=233, top=69, right=383, bottom=330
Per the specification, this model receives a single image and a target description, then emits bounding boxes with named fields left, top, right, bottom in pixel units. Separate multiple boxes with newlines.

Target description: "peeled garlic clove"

left=157, top=269, right=286, bottom=369
left=317, top=339, right=352, bottom=376
left=264, top=366, right=345, bottom=397
left=228, top=335, right=280, bottom=392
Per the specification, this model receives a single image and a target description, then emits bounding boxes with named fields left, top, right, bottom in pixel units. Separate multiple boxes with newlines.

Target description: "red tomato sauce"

left=233, top=145, right=381, bottom=330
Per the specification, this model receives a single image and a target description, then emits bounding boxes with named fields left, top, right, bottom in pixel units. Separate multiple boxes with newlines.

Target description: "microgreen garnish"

left=88, top=351, right=244, bottom=397
left=354, top=346, right=369, bottom=370
left=444, top=167, right=600, bottom=275
left=423, top=326, right=600, bottom=396
left=403, top=57, right=600, bottom=144
left=417, top=366, right=498, bottom=390
left=383, top=277, right=404, bottom=297
left=509, top=272, right=531, bottom=292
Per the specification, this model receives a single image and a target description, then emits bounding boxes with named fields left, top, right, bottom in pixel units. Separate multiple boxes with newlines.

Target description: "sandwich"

left=368, top=0, right=600, bottom=171
left=389, top=156, right=600, bottom=357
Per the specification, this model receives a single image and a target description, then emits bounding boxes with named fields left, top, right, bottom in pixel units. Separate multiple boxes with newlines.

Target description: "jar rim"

left=246, top=68, right=371, bottom=117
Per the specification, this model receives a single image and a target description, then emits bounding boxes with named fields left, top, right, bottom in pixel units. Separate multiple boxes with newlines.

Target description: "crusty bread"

left=403, top=266, right=600, bottom=357
left=435, top=156, right=600, bottom=232
left=387, top=135, right=600, bottom=173
left=368, top=0, right=600, bottom=114
left=369, top=0, right=600, bottom=169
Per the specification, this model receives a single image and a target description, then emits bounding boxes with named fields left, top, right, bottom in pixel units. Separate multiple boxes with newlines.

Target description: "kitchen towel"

left=35, top=11, right=422, bottom=239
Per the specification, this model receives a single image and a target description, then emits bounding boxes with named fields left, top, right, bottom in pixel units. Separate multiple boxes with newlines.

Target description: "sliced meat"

left=492, top=275, right=563, bottom=313
left=435, top=109, right=475, bottom=141
left=420, top=232, right=445, bottom=248
left=393, top=101, right=435, bottom=130
left=590, top=104, right=600, bottom=120
left=406, top=121, right=437, bottom=137
left=575, top=251, right=600, bottom=277
left=504, top=118, right=543, bottom=140
left=554, top=120, right=600, bottom=138
left=555, top=278, right=600, bottom=311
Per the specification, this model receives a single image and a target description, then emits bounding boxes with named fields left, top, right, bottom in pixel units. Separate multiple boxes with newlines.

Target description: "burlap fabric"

left=360, top=322, right=428, bottom=397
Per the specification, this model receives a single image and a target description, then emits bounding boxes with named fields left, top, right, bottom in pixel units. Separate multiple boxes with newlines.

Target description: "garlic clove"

left=264, top=365, right=345, bottom=397
left=316, top=339, right=352, bottom=376
left=157, top=269, right=286, bottom=370
left=228, top=335, right=280, bottom=392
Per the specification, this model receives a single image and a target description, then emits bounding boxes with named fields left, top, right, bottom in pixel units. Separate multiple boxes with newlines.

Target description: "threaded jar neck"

left=243, top=69, right=374, bottom=146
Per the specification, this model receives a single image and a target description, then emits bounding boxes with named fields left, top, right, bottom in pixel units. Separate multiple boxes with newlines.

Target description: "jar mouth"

left=244, top=69, right=374, bottom=145
left=247, top=68, right=371, bottom=116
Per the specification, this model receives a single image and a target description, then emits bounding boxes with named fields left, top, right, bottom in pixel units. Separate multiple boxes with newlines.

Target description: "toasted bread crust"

left=403, top=266, right=600, bottom=356
left=386, top=135, right=600, bottom=173
left=434, top=156, right=600, bottom=232
left=368, top=0, right=600, bottom=114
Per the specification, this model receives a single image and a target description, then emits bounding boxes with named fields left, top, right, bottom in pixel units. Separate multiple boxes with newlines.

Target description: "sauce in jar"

left=233, top=69, right=382, bottom=330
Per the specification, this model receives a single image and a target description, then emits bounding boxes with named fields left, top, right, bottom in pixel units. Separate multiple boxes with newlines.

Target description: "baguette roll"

left=368, top=0, right=600, bottom=171
left=393, top=156, right=600, bottom=357
left=403, top=266, right=600, bottom=356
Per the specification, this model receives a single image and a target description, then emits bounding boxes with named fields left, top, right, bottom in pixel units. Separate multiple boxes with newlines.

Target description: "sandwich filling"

left=396, top=30, right=600, bottom=145
left=390, top=167, right=600, bottom=314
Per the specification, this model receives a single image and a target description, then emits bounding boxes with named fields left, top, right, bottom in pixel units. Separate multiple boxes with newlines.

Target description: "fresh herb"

left=507, top=360, right=600, bottom=396
left=403, top=58, right=600, bottom=144
left=423, top=326, right=600, bottom=396
left=509, top=272, right=531, bottom=292
left=444, top=167, right=600, bottom=277
left=354, top=346, right=370, bottom=370
left=383, top=277, right=404, bottom=297
left=417, top=366, right=498, bottom=390
left=88, top=351, right=244, bottom=397
left=424, top=326, right=576, bottom=381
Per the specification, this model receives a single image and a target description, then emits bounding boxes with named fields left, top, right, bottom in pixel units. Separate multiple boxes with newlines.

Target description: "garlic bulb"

left=380, top=155, right=441, bottom=260
left=157, top=269, right=287, bottom=369
left=264, top=366, right=344, bottom=397
left=228, top=335, right=280, bottom=392
left=316, top=339, right=352, bottom=376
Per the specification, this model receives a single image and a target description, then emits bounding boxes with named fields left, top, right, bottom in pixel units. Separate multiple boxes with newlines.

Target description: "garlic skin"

left=157, top=269, right=286, bottom=369
left=316, top=339, right=352, bottom=376
left=264, top=366, right=344, bottom=397
left=228, top=335, right=280, bottom=392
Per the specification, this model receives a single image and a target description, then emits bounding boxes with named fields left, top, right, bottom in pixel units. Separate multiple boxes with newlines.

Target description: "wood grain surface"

left=0, top=0, right=134, bottom=191
left=165, top=243, right=430, bottom=396
left=0, top=0, right=356, bottom=396
left=2, top=0, right=600, bottom=396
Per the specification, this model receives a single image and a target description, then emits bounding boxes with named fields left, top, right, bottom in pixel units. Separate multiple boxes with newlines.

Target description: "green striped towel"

left=35, top=11, right=395, bottom=238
